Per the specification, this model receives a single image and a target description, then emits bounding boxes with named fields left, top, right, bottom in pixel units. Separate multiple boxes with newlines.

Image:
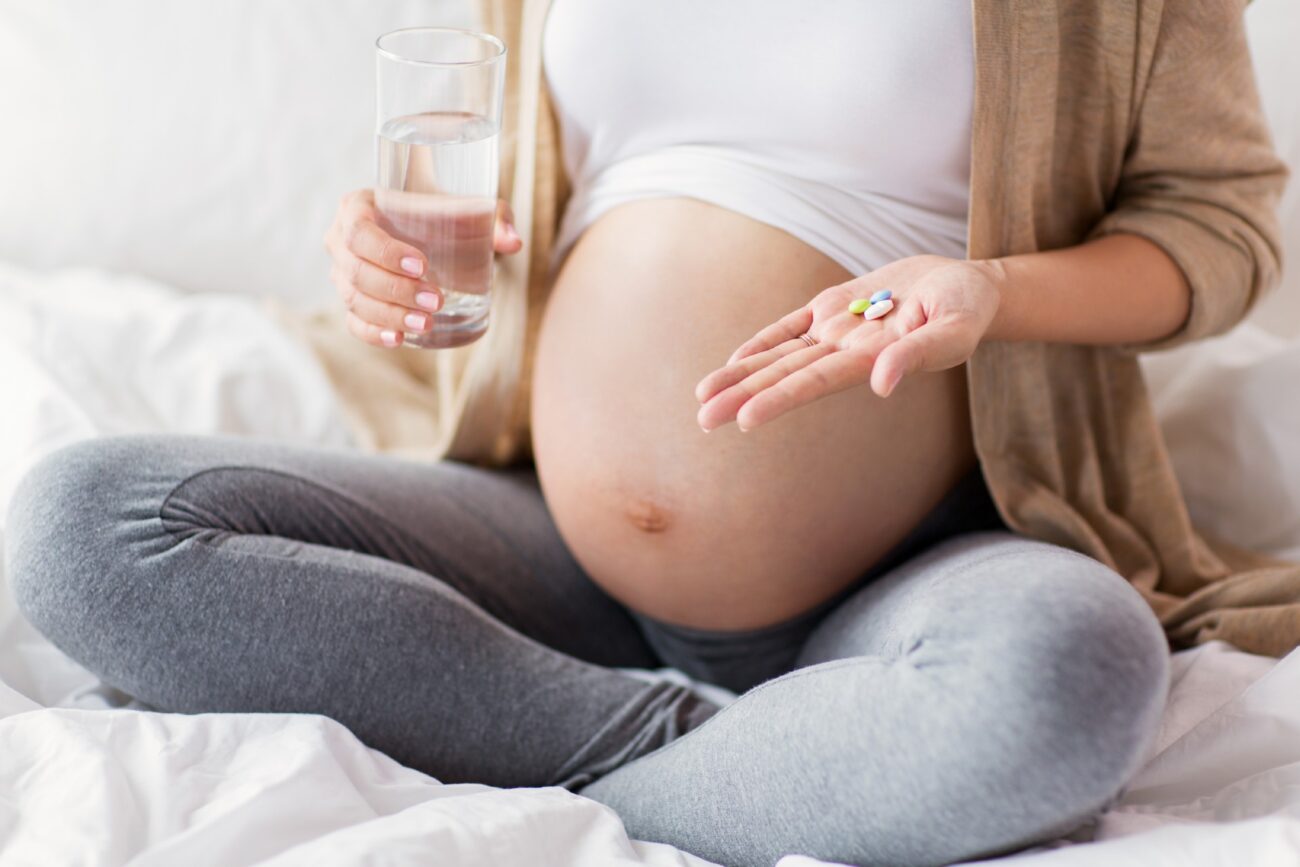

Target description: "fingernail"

left=380, top=329, right=400, bottom=347
left=400, top=257, right=424, bottom=277
left=404, top=312, right=429, bottom=331
left=504, top=224, right=521, bottom=244
left=415, top=291, right=441, bottom=312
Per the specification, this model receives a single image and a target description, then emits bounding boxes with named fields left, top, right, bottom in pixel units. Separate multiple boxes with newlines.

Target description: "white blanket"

left=3, top=264, right=1300, bottom=867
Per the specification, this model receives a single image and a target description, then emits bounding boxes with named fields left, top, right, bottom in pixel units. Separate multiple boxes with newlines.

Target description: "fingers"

left=331, top=250, right=442, bottom=312
left=697, top=339, right=837, bottom=432
left=334, top=268, right=434, bottom=336
left=725, top=306, right=815, bottom=366
left=330, top=246, right=442, bottom=349
left=346, top=310, right=404, bottom=349
left=695, top=336, right=815, bottom=404
left=493, top=199, right=523, bottom=255
left=327, top=189, right=427, bottom=277
left=734, top=346, right=885, bottom=431
left=343, top=218, right=427, bottom=278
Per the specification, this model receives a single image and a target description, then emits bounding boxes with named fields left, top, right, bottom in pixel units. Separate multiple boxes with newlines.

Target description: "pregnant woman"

left=8, top=2, right=1292, bottom=866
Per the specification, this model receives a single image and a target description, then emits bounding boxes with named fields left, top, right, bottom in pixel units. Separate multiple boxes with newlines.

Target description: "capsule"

left=863, top=298, right=894, bottom=320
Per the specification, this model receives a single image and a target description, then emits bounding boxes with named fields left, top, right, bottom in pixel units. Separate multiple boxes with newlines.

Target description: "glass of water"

left=374, top=27, right=506, bottom=349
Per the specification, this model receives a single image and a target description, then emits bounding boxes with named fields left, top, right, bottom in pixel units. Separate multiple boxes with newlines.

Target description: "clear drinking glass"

left=374, top=27, right=506, bottom=349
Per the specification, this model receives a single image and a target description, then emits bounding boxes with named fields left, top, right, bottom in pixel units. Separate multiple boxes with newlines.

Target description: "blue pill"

left=870, top=289, right=892, bottom=303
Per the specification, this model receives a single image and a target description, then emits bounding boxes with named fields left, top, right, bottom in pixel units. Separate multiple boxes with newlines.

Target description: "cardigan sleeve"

left=1085, top=0, right=1289, bottom=354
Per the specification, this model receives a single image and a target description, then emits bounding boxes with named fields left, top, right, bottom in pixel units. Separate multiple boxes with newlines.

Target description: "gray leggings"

left=5, top=434, right=1171, bottom=867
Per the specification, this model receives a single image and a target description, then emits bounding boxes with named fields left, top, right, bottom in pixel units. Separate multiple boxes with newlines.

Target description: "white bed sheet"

left=3, top=264, right=1300, bottom=867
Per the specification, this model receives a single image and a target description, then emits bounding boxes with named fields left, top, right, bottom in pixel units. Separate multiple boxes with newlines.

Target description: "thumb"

left=493, top=199, right=523, bottom=254
left=870, top=319, right=968, bottom=398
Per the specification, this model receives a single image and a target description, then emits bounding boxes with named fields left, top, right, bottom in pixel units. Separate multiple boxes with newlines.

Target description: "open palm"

left=694, top=255, right=1000, bottom=432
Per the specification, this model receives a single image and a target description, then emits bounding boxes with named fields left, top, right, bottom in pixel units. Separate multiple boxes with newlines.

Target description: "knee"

left=6, top=435, right=167, bottom=647
left=938, top=535, right=1172, bottom=833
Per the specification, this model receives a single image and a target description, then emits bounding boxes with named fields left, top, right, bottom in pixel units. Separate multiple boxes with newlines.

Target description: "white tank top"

left=542, top=1, right=974, bottom=277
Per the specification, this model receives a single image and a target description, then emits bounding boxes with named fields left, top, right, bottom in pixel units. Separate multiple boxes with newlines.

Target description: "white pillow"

left=0, top=1, right=473, bottom=307
left=1142, top=325, right=1300, bottom=563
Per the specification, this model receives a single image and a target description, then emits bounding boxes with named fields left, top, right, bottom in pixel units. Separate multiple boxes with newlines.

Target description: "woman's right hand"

left=323, top=189, right=523, bottom=348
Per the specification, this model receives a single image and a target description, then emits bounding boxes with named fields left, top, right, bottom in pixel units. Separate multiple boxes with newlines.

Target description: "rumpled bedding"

left=3, top=262, right=1300, bottom=866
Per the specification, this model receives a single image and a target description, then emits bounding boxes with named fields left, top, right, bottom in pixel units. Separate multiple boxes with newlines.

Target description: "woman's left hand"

left=694, top=254, right=1001, bottom=432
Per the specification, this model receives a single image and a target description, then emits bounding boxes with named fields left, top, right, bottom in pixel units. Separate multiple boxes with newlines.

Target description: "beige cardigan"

left=272, top=0, right=1300, bottom=656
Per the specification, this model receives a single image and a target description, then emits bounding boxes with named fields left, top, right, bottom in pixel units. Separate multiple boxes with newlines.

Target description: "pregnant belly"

left=530, top=198, right=975, bottom=630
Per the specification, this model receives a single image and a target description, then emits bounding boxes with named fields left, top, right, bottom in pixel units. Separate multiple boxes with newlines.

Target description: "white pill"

left=862, top=298, right=894, bottom=320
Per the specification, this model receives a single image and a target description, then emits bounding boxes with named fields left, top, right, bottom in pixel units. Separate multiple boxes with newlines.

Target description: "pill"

left=862, top=298, right=894, bottom=320
left=848, top=298, right=873, bottom=314
left=870, top=289, right=892, bottom=303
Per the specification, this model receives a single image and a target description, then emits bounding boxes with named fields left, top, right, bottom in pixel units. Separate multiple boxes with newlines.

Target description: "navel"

left=624, top=497, right=672, bottom=534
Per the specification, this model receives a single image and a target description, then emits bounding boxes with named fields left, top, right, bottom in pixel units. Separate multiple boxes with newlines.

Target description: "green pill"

left=848, top=298, right=873, bottom=314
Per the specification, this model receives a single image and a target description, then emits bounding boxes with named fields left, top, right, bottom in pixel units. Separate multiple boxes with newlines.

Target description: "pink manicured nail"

left=400, top=257, right=424, bottom=276
left=404, top=312, right=429, bottom=331
left=415, top=291, right=442, bottom=311
left=380, top=329, right=400, bottom=347
left=504, top=223, right=521, bottom=244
